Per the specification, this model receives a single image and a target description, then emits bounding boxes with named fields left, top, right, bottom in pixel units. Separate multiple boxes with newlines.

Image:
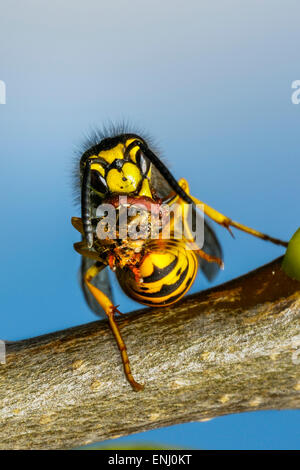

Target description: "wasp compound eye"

left=136, top=149, right=150, bottom=176
left=91, top=170, right=108, bottom=194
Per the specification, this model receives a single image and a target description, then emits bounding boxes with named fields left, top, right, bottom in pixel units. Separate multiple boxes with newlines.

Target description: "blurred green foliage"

left=282, top=228, right=300, bottom=281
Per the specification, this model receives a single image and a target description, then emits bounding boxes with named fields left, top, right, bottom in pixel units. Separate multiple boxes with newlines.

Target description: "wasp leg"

left=195, top=249, right=224, bottom=269
left=84, top=262, right=144, bottom=392
left=71, top=217, right=84, bottom=235
left=73, top=241, right=104, bottom=261
left=177, top=178, right=288, bottom=248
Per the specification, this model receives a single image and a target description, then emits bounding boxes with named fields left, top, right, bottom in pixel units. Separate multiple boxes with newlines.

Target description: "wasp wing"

left=80, top=256, right=114, bottom=318
left=150, top=163, right=173, bottom=199
left=200, top=219, right=223, bottom=281
left=185, top=206, right=223, bottom=282
left=151, top=164, right=223, bottom=281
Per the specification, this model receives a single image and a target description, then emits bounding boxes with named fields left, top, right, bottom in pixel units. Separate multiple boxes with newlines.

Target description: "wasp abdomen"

left=116, top=240, right=198, bottom=307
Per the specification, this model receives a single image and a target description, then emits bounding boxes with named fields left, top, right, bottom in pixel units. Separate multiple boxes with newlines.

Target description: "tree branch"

left=1, top=256, right=300, bottom=449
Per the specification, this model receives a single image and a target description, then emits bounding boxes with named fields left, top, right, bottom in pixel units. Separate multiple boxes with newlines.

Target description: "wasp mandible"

left=72, top=128, right=288, bottom=391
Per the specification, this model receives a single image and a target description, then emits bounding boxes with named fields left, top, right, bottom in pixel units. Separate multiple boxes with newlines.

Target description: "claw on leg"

left=111, top=305, right=125, bottom=316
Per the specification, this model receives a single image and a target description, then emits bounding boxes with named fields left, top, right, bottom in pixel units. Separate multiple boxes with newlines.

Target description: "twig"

left=0, top=256, right=300, bottom=449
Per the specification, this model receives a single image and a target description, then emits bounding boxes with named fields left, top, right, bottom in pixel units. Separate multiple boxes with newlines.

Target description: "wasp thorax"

left=95, top=196, right=165, bottom=243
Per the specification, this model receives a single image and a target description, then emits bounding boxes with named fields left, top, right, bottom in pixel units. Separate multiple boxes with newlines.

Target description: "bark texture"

left=0, top=256, right=300, bottom=449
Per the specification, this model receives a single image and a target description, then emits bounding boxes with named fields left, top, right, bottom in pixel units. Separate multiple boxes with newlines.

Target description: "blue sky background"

left=0, top=0, right=299, bottom=449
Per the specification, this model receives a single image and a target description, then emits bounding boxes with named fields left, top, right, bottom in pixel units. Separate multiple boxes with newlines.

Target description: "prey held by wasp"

left=72, top=126, right=288, bottom=391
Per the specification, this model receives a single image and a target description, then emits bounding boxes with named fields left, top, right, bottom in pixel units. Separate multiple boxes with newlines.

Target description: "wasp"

left=72, top=127, right=288, bottom=391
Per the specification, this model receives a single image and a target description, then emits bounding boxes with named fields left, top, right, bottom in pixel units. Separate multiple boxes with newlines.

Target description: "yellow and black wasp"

left=72, top=126, right=288, bottom=391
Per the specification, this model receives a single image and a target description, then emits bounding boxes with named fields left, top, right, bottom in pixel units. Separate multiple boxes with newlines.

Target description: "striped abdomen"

left=116, top=240, right=198, bottom=307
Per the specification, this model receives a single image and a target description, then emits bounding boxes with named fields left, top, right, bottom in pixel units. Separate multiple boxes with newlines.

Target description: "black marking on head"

left=80, top=134, right=145, bottom=166
left=72, top=122, right=161, bottom=207
left=109, top=159, right=125, bottom=171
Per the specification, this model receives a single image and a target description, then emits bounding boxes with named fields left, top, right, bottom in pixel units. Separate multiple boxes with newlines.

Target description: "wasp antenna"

left=135, top=141, right=198, bottom=210
left=81, top=159, right=94, bottom=248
